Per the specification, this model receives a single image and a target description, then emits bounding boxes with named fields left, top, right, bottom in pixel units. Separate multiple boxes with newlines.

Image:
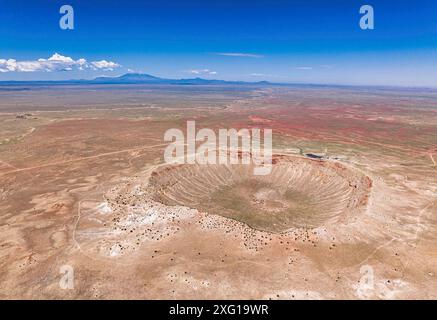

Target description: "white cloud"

left=217, top=52, right=263, bottom=58
left=295, top=66, right=313, bottom=70
left=249, top=73, right=287, bottom=79
left=90, top=60, right=120, bottom=71
left=188, top=69, right=217, bottom=75
left=47, top=53, right=74, bottom=63
left=0, top=53, right=120, bottom=73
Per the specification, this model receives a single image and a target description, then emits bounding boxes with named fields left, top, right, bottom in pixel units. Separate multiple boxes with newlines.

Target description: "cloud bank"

left=217, top=52, right=263, bottom=58
left=0, top=53, right=120, bottom=73
left=188, top=69, right=217, bottom=75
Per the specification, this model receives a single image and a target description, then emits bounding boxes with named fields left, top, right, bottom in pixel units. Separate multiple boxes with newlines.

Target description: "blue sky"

left=0, top=0, right=436, bottom=86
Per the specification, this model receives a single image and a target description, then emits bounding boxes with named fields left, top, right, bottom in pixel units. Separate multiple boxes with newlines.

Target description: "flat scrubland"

left=0, top=84, right=436, bottom=299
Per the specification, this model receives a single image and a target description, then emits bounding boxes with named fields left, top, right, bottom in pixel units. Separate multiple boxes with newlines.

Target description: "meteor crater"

left=149, top=155, right=372, bottom=233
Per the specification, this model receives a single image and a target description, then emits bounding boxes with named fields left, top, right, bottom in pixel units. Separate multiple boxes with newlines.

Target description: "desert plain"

left=0, top=84, right=436, bottom=299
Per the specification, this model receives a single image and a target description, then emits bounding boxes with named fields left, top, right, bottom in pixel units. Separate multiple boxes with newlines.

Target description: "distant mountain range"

left=1, top=73, right=421, bottom=90
left=0, top=73, right=272, bottom=86
left=93, top=73, right=272, bottom=85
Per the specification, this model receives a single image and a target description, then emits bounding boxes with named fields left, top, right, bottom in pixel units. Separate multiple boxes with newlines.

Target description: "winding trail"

left=430, top=153, right=436, bottom=167
left=0, top=142, right=170, bottom=176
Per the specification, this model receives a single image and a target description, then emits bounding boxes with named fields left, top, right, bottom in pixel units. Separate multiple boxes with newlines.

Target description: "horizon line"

left=0, top=73, right=436, bottom=90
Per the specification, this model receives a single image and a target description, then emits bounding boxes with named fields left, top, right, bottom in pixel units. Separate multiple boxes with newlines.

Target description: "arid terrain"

left=0, top=84, right=436, bottom=299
